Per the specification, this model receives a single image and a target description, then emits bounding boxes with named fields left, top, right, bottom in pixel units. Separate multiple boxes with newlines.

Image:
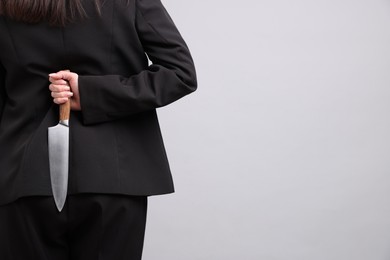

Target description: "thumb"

left=48, top=72, right=62, bottom=80
left=49, top=70, right=71, bottom=79
left=54, top=71, right=74, bottom=82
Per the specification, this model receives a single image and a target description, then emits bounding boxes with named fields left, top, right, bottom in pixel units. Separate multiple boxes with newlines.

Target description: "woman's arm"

left=76, top=0, right=197, bottom=125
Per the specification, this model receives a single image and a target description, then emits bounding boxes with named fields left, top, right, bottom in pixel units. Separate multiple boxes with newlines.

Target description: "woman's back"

left=0, top=1, right=196, bottom=258
left=0, top=0, right=197, bottom=206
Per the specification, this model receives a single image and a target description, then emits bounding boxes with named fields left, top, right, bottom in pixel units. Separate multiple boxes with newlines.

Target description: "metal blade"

left=48, top=123, right=69, bottom=212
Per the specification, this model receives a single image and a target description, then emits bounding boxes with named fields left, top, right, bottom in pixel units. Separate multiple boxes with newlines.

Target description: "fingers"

left=48, top=70, right=80, bottom=109
left=53, top=97, right=71, bottom=105
left=51, top=91, right=73, bottom=99
left=51, top=90, right=73, bottom=104
left=49, top=71, right=75, bottom=83
left=49, top=78, right=68, bottom=85
left=49, top=83, right=70, bottom=92
left=49, top=77, right=72, bottom=104
left=48, top=72, right=69, bottom=85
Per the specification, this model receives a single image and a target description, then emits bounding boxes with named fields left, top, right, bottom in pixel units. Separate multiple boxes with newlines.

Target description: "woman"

left=0, top=0, right=197, bottom=259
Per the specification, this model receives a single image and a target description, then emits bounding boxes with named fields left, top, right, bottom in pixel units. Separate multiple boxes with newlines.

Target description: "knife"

left=48, top=99, right=70, bottom=212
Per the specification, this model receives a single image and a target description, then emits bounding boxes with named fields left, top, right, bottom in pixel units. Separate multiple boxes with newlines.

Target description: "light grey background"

left=143, top=0, right=390, bottom=259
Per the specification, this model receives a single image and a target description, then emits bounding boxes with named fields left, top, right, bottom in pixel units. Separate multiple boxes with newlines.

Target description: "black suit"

left=0, top=0, right=197, bottom=206
left=0, top=0, right=196, bottom=259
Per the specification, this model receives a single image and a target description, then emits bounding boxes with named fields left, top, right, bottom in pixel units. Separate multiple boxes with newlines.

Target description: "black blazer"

left=0, top=0, right=197, bottom=206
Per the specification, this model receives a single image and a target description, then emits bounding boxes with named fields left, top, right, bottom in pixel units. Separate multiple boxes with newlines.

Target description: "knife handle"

left=59, top=99, right=71, bottom=121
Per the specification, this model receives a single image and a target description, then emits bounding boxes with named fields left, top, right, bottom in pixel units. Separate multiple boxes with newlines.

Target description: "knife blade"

left=48, top=100, right=70, bottom=212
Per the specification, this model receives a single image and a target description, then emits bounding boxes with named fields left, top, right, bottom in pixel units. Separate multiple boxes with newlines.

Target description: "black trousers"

left=0, top=193, right=148, bottom=260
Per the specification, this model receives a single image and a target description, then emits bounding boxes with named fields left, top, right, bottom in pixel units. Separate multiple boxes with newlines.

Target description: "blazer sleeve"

left=78, top=0, right=197, bottom=125
left=0, top=63, right=6, bottom=120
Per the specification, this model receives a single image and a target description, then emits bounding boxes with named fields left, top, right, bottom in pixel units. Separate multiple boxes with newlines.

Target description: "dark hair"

left=0, top=0, right=105, bottom=26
